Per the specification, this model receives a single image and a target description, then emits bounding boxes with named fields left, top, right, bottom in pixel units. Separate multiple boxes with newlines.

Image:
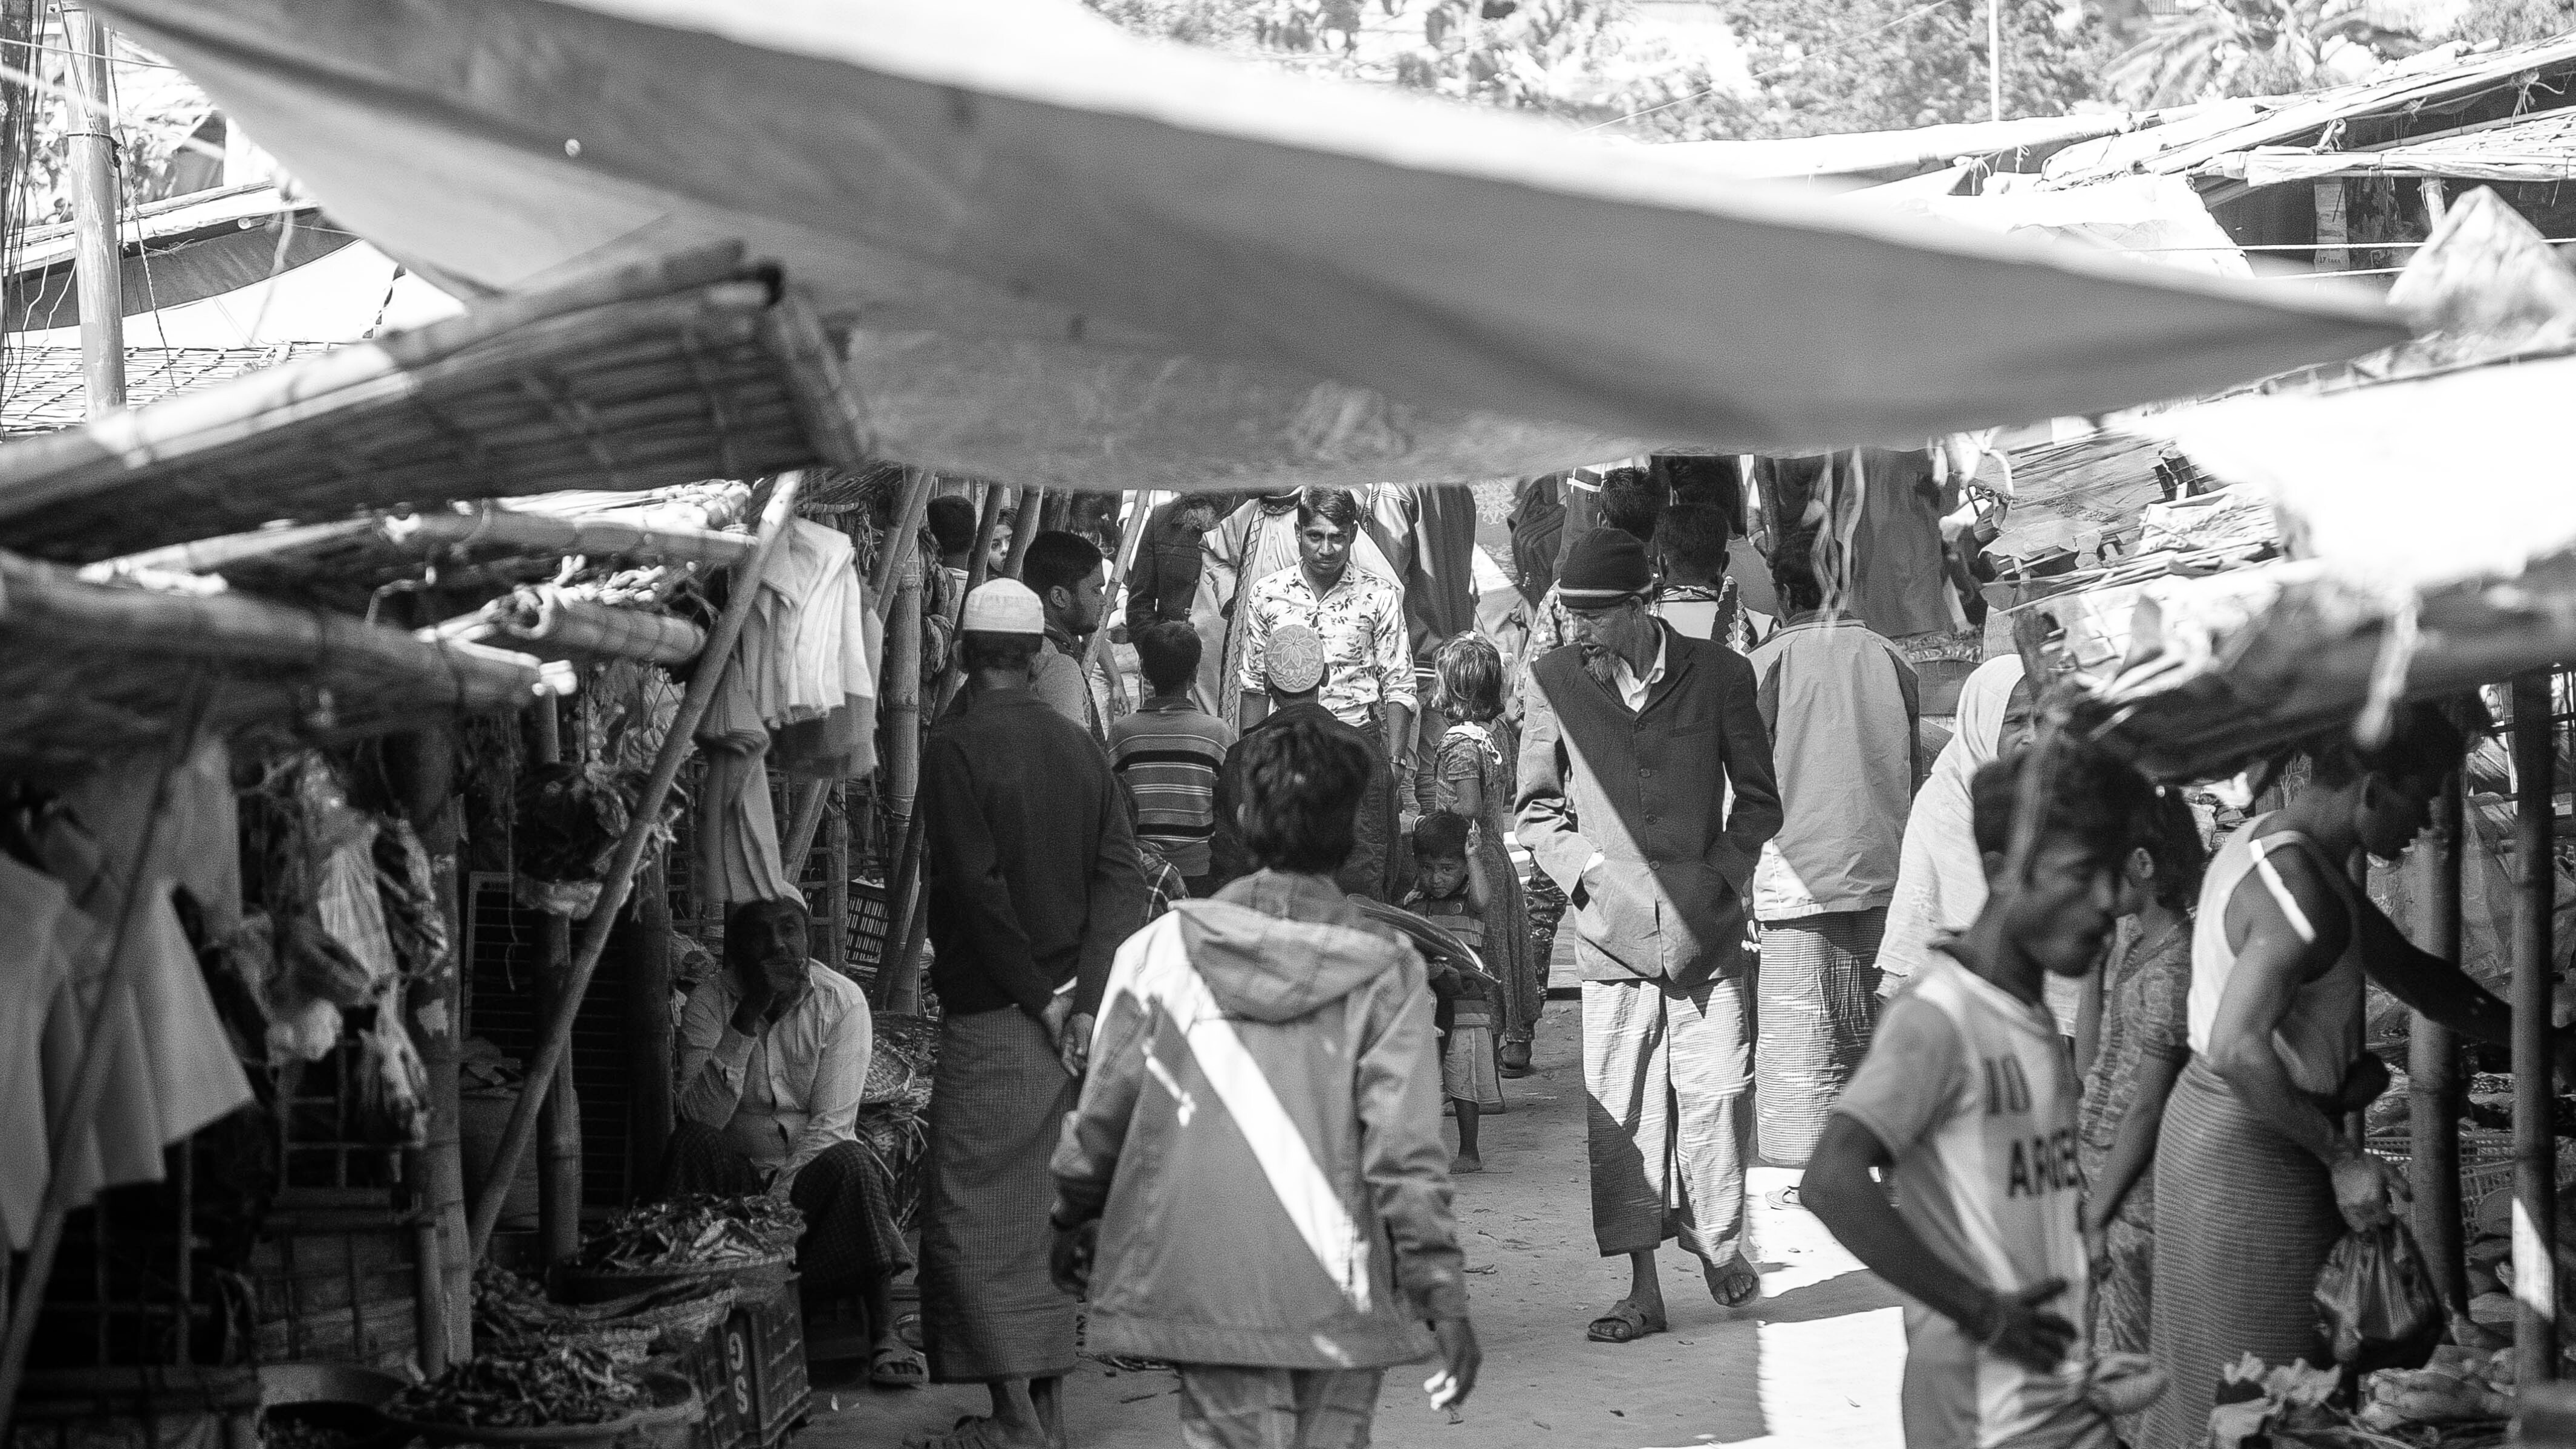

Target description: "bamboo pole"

left=781, top=777, right=830, bottom=879
left=532, top=699, right=583, bottom=1264
left=874, top=557, right=923, bottom=1010
left=2412, top=760, right=2468, bottom=1309
left=1004, top=488, right=1044, bottom=578
left=629, top=858, right=675, bottom=1193
left=470, top=473, right=805, bottom=1258
left=1091, top=495, right=1154, bottom=723
left=2513, top=670, right=2558, bottom=1382
left=882, top=488, right=1005, bottom=1014
left=821, top=793, right=850, bottom=972
left=871, top=468, right=938, bottom=620
left=59, top=1, right=121, bottom=415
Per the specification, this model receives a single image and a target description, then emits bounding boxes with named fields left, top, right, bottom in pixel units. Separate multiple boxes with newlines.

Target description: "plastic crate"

left=669, top=1275, right=808, bottom=1449
left=845, top=879, right=891, bottom=973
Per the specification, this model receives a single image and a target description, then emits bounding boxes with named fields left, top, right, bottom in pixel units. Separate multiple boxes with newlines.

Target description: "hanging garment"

left=16, top=777, right=256, bottom=1243
left=0, top=856, right=79, bottom=1252
left=753, top=520, right=881, bottom=778
left=695, top=648, right=799, bottom=908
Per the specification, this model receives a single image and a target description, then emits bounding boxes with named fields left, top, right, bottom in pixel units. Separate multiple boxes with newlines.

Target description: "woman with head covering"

left=1875, top=654, right=2031, bottom=1000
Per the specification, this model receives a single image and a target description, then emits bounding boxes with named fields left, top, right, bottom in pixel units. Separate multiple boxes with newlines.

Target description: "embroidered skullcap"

left=1265, top=624, right=1327, bottom=695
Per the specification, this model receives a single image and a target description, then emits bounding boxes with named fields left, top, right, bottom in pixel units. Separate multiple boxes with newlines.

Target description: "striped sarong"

left=1582, top=974, right=1751, bottom=1265
left=920, top=1007, right=1079, bottom=1384
left=1753, top=907, right=1885, bottom=1168
left=2144, top=1060, right=2338, bottom=1449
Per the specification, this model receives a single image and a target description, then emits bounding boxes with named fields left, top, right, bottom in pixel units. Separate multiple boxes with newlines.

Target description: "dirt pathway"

left=806, top=1001, right=1905, bottom=1449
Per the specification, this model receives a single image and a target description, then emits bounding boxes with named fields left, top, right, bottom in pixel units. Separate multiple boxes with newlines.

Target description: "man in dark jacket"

left=1517, top=527, right=1782, bottom=1345
left=1050, top=715, right=1480, bottom=1449
left=1123, top=494, right=1224, bottom=637
left=917, top=578, right=1148, bottom=1449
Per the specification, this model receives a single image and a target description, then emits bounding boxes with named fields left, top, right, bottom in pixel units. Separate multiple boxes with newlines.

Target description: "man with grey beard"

left=1516, top=527, right=1780, bottom=1346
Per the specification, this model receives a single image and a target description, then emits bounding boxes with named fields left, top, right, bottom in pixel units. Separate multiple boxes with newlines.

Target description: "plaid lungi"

left=1521, top=867, right=1566, bottom=1044
left=919, top=1006, right=1079, bottom=1384
left=2144, top=1061, right=2340, bottom=1449
left=654, top=1121, right=911, bottom=1297
left=1176, top=1366, right=1386, bottom=1449
left=1753, top=907, right=1885, bottom=1168
left=1582, top=974, right=1751, bottom=1266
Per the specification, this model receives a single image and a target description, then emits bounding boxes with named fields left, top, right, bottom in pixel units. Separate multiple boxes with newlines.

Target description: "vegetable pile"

left=386, top=1342, right=648, bottom=1428
left=2360, top=1346, right=2516, bottom=1431
left=573, top=1194, right=802, bottom=1272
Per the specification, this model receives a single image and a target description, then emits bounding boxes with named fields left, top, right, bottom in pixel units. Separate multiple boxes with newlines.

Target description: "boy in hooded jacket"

left=1049, top=715, right=1482, bottom=1449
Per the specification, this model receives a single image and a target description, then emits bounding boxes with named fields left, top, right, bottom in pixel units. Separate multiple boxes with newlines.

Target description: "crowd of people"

left=642, top=472, right=2573, bottom=1449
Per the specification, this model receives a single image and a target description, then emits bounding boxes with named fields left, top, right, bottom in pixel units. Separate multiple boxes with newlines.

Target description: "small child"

left=1407, top=812, right=1504, bottom=1174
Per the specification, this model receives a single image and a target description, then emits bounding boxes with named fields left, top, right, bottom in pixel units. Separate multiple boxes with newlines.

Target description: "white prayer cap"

left=961, top=578, right=1044, bottom=635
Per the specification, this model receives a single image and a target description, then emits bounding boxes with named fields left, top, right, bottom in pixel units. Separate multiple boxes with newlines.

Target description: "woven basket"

left=380, top=1369, right=699, bottom=1449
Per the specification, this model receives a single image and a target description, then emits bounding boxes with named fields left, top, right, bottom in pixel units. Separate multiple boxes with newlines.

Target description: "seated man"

left=663, top=897, right=919, bottom=1389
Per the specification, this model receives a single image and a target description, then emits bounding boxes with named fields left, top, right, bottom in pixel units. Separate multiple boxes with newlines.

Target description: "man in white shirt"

left=665, top=899, right=919, bottom=1387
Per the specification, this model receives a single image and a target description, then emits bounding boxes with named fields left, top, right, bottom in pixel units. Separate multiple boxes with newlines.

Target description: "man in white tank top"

left=1804, top=743, right=2154, bottom=1449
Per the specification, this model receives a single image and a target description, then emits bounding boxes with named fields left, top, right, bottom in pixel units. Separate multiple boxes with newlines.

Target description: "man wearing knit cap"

left=1209, top=624, right=1402, bottom=902
left=1517, top=527, right=1781, bottom=1343
left=917, top=578, right=1148, bottom=1449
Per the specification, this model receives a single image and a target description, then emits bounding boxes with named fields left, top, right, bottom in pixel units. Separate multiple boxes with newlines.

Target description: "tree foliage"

left=1720, top=0, right=2113, bottom=137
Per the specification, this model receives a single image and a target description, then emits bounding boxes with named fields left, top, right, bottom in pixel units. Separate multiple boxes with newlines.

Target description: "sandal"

left=903, top=1418, right=1010, bottom=1449
left=1584, top=1300, right=1667, bottom=1343
left=870, top=1341, right=927, bottom=1390
left=1499, top=1040, right=1534, bottom=1077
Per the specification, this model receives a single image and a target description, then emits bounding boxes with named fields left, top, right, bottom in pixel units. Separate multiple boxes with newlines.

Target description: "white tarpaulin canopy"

left=91, top=0, right=2406, bottom=490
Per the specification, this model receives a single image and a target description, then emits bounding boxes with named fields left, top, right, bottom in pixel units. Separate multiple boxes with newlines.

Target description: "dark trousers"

left=655, top=1121, right=912, bottom=1298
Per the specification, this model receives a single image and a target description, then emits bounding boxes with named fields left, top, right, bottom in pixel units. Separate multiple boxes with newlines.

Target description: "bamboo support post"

left=782, top=777, right=831, bottom=879
left=532, top=698, right=583, bottom=1265
left=871, top=468, right=938, bottom=621
left=60, top=1, right=122, bottom=415
left=2413, top=761, right=2468, bottom=1309
left=875, top=556, right=925, bottom=1010
left=883, top=487, right=1006, bottom=1013
left=1090, top=494, right=1154, bottom=723
left=470, top=473, right=806, bottom=1259
left=629, top=858, right=675, bottom=1191
left=1004, top=488, right=1044, bottom=578
left=822, top=793, right=851, bottom=972
left=389, top=725, right=469, bottom=1366
left=2513, top=670, right=2558, bottom=1382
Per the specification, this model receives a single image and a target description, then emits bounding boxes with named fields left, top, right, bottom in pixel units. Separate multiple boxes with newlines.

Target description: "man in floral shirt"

left=1237, top=487, right=1417, bottom=777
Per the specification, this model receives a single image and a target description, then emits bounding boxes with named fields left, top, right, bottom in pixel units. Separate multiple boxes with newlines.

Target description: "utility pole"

left=1988, top=0, right=2004, bottom=124
left=59, top=0, right=124, bottom=412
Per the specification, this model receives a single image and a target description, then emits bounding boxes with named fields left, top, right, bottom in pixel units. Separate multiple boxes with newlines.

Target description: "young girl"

left=1431, top=634, right=1540, bottom=1075
left=2078, top=789, right=2205, bottom=1370
left=1407, top=812, right=1505, bottom=1172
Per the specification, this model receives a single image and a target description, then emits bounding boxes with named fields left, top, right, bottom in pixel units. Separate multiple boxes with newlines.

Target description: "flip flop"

left=1584, top=1300, right=1667, bottom=1343
left=1499, top=1040, right=1534, bottom=1077
left=870, top=1341, right=927, bottom=1390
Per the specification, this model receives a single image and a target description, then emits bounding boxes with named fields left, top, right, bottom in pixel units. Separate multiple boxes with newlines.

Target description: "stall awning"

left=2056, top=352, right=2576, bottom=779
left=89, top=0, right=2403, bottom=484
left=2202, top=109, right=2576, bottom=189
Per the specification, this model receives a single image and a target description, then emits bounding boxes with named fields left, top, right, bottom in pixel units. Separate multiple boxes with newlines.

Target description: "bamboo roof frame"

left=0, top=549, right=555, bottom=778
left=0, top=241, right=859, bottom=562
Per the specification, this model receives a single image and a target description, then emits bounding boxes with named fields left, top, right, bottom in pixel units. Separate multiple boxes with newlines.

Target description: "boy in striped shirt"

left=1109, top=622, right=1237, bottom=898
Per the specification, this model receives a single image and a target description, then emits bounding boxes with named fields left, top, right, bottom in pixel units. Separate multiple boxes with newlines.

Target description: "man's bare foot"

left=1703, top=1252, right=1761, bottom=1309
left=1452, top=1151, right=1483, bottom=1174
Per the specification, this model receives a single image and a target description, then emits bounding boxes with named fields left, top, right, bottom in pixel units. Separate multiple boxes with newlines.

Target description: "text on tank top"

left=2185, top=818, right=2363, bottom=1098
